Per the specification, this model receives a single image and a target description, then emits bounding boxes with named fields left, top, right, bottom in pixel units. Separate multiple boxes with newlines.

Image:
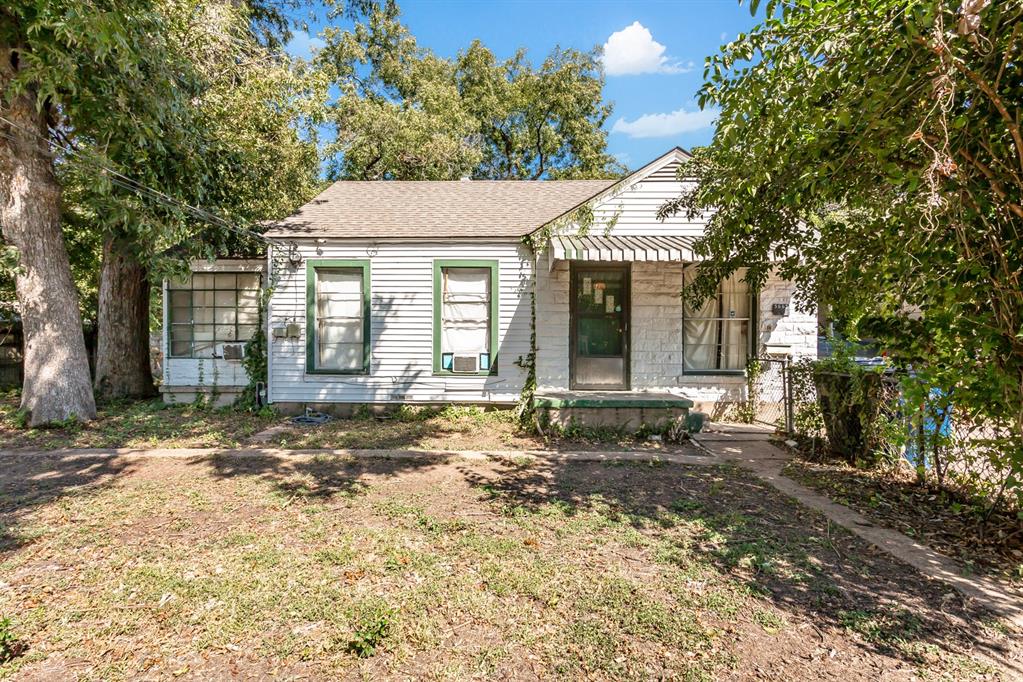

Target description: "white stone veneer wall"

left=534, top=261, right=818, bottom=409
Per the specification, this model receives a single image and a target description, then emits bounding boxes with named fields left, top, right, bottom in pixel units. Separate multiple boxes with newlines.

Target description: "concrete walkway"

left=3, top=431, right=1020, bottom=629
left=691, top=424, right=1023, bottom=630
left=0, top=445, right=715, bottom=465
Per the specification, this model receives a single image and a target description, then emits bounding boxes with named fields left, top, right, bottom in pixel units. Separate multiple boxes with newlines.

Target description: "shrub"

left=345, top=600, right=393, bottom=658
left=0, top=617, right=23, bottom=663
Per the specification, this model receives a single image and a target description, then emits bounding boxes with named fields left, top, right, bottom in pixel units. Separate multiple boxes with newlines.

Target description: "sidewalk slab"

left=692, top=431, right=1023, bottom=631
left=0, top=446, right=715, bottom=467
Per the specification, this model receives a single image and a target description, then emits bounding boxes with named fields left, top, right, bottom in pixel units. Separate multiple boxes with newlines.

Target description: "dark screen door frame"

left=568, top=261, right=631, bottom=390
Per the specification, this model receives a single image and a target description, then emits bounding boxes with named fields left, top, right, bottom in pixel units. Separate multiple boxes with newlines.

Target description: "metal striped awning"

left=548, top=235, right=699, bottom=268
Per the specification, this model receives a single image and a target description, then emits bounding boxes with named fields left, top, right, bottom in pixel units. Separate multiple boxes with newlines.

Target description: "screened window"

left=308, top=263, right=369, bottom=373
left=435, top=262, right=497, bottom=373
left=168, top=272, right=261, bottom=358
left=682, top=268, right=752, bottom=372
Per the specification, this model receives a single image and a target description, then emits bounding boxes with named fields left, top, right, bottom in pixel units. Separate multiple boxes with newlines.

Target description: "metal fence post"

left=784, top=361, right=794, bottom=435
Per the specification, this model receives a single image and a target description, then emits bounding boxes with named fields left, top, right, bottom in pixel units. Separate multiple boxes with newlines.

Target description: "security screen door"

left=570, top=264, right=629, bottom=390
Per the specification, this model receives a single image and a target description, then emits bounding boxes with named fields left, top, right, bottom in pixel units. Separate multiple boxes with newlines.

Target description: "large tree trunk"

left=0, top=56, right=97, bottom=425
left=94, top=237, right=156, bottom=400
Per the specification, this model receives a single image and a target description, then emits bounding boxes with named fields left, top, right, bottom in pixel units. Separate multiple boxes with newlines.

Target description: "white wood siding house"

left=161, top=258, right=265, bottom=405
left=161, top=148, right=817, bottom=418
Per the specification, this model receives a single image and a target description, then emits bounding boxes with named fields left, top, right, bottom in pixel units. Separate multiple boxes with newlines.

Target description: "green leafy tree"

left=662, top=0, right=1022, bottom=487
left=315, top=2, right=622, bottom=180
left=315, top=2, right=481, bottom=180
left=86, top=0, right=323, bottom=400
left=0, top=0, right=184, bottom=424
left=455, top=40, right=618, bottom=180
left=1, top=1, right=324, bottom=415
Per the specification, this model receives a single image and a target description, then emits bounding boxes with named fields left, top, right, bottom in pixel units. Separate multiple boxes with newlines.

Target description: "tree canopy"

left=662, top=0, right=1022, bottom=479
left=2, top=0, right=325, bottom=413
left=2, top=0, right=323, bottom=316
left=315, top=2, right=622, bottom=180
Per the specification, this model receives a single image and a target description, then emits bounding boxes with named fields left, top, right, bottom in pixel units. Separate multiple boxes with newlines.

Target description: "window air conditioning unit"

left=451, top=354, right=479, bottom=373
left=222, top=344, right=245, bottom=360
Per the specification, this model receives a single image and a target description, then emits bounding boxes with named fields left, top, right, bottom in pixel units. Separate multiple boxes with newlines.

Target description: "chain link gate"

left=747, top=357, right=792, bottom=433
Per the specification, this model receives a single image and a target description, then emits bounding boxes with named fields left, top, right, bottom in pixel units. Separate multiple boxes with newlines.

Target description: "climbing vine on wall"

left=237, top=243, right=292, bottom=411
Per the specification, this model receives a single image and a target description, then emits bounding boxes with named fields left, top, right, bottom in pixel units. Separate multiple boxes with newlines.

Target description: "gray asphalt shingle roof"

left=262, top=179, right=617, bottom=239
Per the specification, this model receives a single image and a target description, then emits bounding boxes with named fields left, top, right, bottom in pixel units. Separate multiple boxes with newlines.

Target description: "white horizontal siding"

left=586, top=179, right=711, bottom=235
left=268, top=241, right=533, bottom=404
left=552, top=158, right=712, bottom=238
left=165, top=358, right=249, bottom=387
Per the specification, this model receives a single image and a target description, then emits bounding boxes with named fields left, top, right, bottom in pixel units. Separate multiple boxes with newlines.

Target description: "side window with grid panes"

left=168, top=272, right=261, bottom=358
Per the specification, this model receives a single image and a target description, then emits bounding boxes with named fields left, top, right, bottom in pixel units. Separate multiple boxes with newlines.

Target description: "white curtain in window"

left=720, top=271, right=750, bottom=370
left=683, top=267, right=750, bottom=371
left=317, top=269, right=364, bottom=370
left=442, top=268, right=489, bottom=355
left=683, top=268, right=719, bottom=371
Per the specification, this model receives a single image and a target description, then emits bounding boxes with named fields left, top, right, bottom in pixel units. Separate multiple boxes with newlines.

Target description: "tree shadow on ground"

left=4, top=450, right=1018, bottom=677
left=455, top=456, right=1021, bottom=677
left=784, top=458, right=1023, bottom=583
left=189, top=450, right=452, bottom=501
left=0, top=453, right=139, bottom=553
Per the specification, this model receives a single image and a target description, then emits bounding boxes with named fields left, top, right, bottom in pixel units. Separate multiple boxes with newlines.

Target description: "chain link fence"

left=0, top=320, right=22, bottom=389
left=745, top=357, right=792, bottom=432
left=778, top=358, right=1021, bottom=510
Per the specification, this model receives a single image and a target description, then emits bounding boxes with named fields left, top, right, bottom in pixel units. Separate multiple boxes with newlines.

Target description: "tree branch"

left=955, top=145, right=1023, bottom=220
left=950, top=58, right=1023, bottom=178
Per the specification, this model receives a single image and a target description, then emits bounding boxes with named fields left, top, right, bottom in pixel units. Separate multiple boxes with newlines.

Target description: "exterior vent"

left=451, top=354, right=479, bottom=373
left=222, top=344, right=244, bottom=360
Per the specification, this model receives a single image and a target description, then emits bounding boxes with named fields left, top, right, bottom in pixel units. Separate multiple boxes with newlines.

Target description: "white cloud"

left=611, top=106, right=718, bottom=139
left=720, top=31, right=729, bottom=42
left=601, top=21, right=692, bottom=76
left=285, top=30, right=325, bottom=60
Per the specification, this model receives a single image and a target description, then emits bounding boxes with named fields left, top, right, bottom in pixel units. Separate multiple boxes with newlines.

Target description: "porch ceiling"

left=547, top=235, right=699, bottom=269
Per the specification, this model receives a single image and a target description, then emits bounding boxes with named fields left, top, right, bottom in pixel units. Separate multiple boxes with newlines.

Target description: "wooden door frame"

left=568, top=261, right=631, bottom=390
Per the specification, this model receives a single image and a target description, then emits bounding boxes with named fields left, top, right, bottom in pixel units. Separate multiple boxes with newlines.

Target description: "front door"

left=570, top=263, right=629, bottom=390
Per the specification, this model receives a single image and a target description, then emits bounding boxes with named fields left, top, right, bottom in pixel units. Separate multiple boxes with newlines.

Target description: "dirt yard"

left=0, top=394, right=684, bottom=453
left=0, top=392, right=276, bottom=450
left=783, top=458, right=1023, bottom=589
left=1, top=451, right=1019, bottom=680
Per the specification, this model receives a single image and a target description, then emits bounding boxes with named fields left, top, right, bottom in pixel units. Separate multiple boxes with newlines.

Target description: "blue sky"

left=286, top=0, right=761, bottom=172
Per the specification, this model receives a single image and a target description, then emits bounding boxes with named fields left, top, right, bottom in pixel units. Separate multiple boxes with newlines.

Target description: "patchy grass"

left=0, top=453, right=1017, bottom=680
left=1, top=394, right=683, bottom=452
left=262, top=404, right=683, bottom=452
left=0, top=390, right=276, bottom=450
left=783, top=458, right=1023, bottom=587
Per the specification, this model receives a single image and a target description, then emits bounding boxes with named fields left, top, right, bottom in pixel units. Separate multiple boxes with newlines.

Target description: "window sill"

left=681, top=370, right=747, bottom=377
left=432, top=371, right=497, bottom=378
left=304, top=369, right=370, bottom=376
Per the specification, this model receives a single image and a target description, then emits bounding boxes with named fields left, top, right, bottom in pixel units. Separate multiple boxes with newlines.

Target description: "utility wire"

left=0, top=114, right=290, bottom=248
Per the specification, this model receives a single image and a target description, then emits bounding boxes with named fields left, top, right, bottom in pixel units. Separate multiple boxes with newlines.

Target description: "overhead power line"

left=0, top=113, right=288, bottom=249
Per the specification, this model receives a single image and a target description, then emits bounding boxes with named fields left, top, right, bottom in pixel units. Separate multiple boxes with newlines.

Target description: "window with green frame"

left=306, top=260, right=371, bottom=374
left=168, top=271, right=261, bottom=358
left=433, top=260, right=499, bottom=375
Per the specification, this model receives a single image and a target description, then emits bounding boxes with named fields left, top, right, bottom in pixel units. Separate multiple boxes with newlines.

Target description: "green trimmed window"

left=433, top=260, right=499, bottom=375
left=682, top=267, right=755, bottom=374
left=168, top=271, right=261, bottom=358
left=306, top=260, right=371, bottom=374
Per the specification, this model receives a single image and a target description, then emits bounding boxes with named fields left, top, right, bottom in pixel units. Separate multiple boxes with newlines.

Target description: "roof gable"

left=262, top=148, right=690, bottom=241
left=528, top=147, right=693, bottom=237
